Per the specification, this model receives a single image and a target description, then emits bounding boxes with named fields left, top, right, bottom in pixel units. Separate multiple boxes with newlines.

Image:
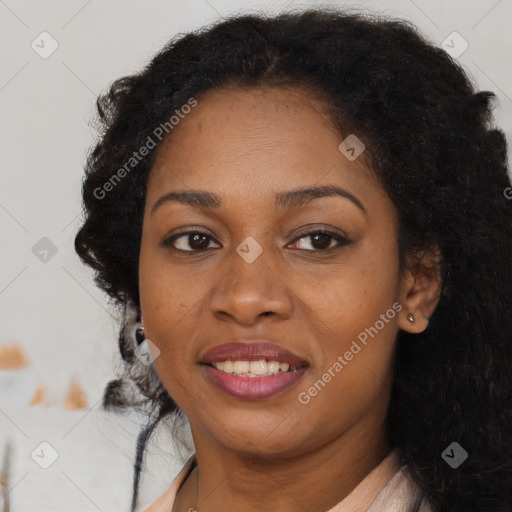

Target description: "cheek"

left=296, top=296, right=398, bottom=434
left=293, top=241, right=400, bottom=338
left=139, top=233, right=189, bottom=317
left=295, top=241, right=400, bottom=394
left=139, top=256, right=205, bottom=407
left=138, top=244, right=219, bottom=366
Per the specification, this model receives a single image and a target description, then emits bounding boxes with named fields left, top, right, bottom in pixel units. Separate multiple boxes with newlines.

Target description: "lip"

left=199, top=340, right=309, bottom=400
left=202, top=364, right=309, bottom=400
left=200, top=340, right=309, bottom=366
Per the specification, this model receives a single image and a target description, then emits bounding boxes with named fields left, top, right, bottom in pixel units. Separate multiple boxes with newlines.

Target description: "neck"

left=173, top=415, right=391, bottom=512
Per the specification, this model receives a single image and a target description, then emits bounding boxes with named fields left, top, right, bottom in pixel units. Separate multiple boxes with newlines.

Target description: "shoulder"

left=141, top=453, right=197, bottom=512
left=368, top=465, right=434, bottom=512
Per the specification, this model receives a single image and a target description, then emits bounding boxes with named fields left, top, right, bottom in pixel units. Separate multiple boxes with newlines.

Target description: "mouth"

left=199, top=340, right=309, bottom=400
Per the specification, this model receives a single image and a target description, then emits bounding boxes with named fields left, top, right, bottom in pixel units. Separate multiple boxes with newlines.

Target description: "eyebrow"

left=150, top=184, right=367, bottom=216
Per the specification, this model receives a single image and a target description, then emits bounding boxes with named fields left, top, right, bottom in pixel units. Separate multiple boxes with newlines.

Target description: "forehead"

left=147, top=85, right=386, bottom=214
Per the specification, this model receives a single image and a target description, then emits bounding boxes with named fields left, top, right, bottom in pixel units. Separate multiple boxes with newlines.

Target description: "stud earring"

left=135, top=317, right=146, bottom=345
left=407, top=313, right=415, bottom=324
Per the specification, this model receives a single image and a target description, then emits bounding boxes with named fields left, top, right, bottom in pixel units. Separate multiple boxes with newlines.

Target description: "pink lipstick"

left=200, top=340, right=309, bottom=400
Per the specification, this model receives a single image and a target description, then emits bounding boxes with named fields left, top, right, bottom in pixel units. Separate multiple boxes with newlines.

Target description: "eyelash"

left=161, top=228, right=352, bottom=253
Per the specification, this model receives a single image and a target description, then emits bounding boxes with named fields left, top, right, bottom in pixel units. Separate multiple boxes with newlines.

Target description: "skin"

left=138, top=85, right=442, bottom=512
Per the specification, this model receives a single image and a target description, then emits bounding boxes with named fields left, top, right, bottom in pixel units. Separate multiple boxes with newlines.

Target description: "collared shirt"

left=142, top=450, right=434, bottom=512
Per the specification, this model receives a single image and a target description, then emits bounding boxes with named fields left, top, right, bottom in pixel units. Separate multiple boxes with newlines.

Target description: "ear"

left=397, top=246, right=443, bottom=333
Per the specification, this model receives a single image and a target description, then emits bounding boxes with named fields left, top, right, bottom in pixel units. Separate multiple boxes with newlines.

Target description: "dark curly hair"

left=74, top=7, right=512, bottom=512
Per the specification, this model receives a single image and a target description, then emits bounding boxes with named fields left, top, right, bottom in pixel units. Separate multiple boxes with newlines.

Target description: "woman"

left=74, top=8, right=512, bottom=512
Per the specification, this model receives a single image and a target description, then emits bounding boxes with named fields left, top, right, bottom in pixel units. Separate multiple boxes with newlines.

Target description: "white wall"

left=1, top=0, right=510, bottom=510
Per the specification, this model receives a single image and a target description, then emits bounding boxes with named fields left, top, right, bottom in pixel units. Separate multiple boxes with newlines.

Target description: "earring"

left=407, top=313, right=415, bottom=324
left=135, top=317, right=146, bottom=345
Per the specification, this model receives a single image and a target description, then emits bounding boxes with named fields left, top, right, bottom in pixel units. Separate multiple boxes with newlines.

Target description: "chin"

left=200, top=413, right=312, bottom=456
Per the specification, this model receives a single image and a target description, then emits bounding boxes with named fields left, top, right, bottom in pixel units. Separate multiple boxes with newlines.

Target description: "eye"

left=288, top=229, right=351, bottom=251
left=162, top=227, right=351, bottom=253
left=162, top=231, right=220, bottom=252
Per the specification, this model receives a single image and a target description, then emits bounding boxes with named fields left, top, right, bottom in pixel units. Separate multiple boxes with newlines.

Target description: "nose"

left=209, top=243, right=293, bottom=325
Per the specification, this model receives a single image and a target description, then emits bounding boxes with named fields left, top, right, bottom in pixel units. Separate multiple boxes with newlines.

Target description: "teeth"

left=250, top=360, right=268, bottom=375
left=233, top=361, right=250, bottom=373
left=211, top=359, right=299, bottom=377
left=267, top=361, right=280, bottom=374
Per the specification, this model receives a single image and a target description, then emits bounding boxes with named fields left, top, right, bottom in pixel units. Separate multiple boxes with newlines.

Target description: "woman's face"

left=139, top=85, right=415, bottom=458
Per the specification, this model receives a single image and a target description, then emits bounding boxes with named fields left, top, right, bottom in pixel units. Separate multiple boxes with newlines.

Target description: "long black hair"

left=75, top=8, right=512, bottom=511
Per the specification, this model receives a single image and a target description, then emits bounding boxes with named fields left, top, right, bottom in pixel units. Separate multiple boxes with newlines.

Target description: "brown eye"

left=289, top=230, right=351, bottom=251
left=162, top=231, right=220, bottom=252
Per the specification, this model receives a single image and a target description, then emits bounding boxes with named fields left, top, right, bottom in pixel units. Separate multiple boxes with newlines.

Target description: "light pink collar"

left=142, top=450, right=426, bottom=512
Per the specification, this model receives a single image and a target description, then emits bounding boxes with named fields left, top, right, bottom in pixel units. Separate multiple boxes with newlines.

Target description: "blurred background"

left=1, top=0, right=511, bottom=510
